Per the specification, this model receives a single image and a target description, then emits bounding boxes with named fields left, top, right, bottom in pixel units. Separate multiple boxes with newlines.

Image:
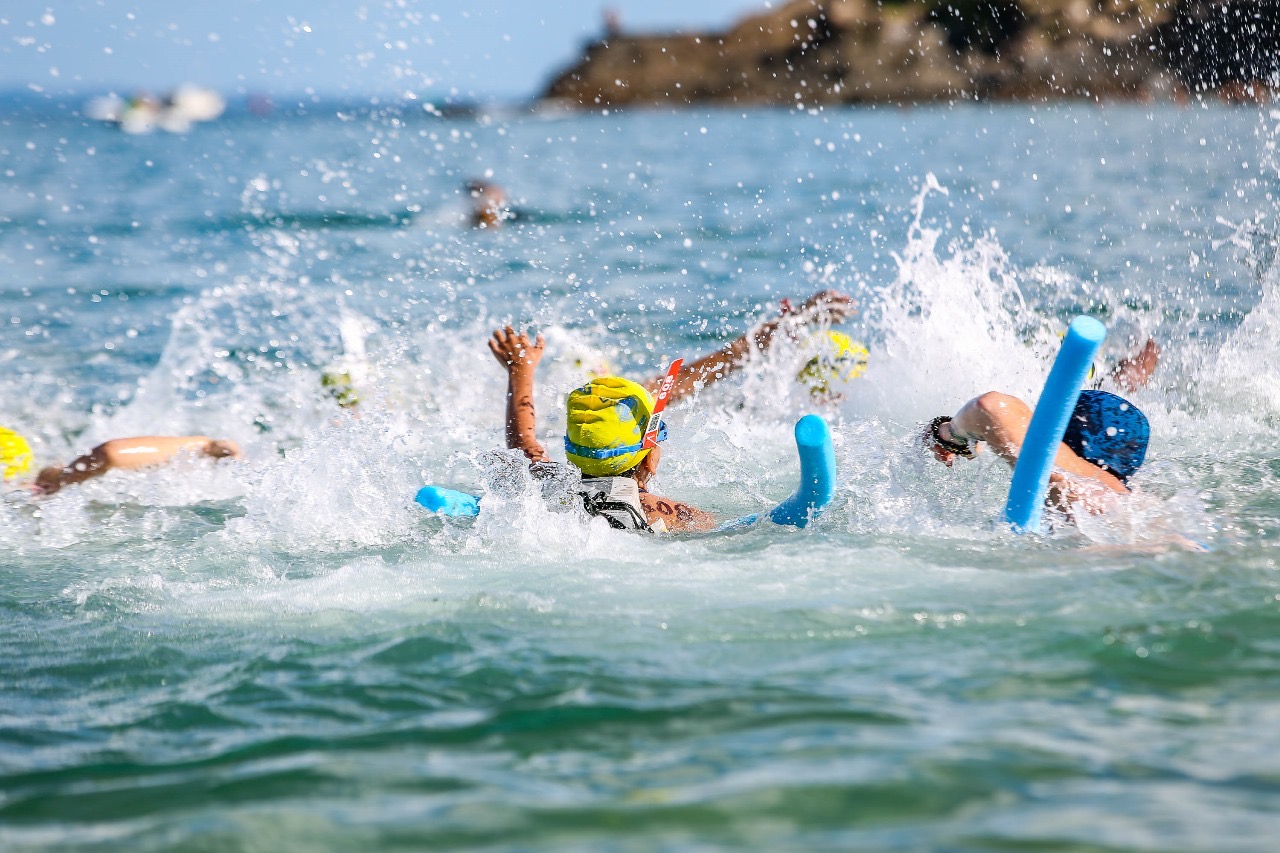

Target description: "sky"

left=1, top=1, right=764, bottom=101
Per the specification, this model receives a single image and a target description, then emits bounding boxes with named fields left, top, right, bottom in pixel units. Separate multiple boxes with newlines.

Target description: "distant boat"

left=85, top=85, right=226, bottom=134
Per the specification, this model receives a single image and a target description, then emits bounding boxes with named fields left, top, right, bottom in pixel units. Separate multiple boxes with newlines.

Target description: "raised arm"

left=1109, top=337, right=1159, bottom=392
left=647, top=289, right=855, bottom=402
left=488, top=326, right=550, bottom=463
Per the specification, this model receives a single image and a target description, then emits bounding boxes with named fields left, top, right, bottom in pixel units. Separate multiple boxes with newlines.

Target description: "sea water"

left=2, top=99, right=1279, bottom=850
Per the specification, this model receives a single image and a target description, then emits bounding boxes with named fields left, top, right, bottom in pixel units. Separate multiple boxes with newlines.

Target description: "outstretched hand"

left=752, top=289, right=855, bottom=353
left=488, top=326, right=545, bottom=372
left=490, top=326, right=550, bottom=463
left=644, top=289, right=856, bottom=404
left=204, top=439, right=241, bottom=459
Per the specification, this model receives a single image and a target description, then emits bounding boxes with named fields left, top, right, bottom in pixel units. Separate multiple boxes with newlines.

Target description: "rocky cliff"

left=541, top=0, right=1278, bottom=108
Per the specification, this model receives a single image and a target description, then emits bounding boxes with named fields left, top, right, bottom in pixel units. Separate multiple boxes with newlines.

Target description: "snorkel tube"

left=1004, top=316, right=1106, bottom=534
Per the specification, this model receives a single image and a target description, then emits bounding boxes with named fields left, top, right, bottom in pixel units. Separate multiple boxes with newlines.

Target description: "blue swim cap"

left=1061, top=390, right=1149, bottom=483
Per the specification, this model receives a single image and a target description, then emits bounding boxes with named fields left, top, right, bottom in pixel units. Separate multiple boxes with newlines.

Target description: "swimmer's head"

left=564, top=376, right=665, bottom=477
left=796, top=331, right=868, bottom=397
left=466, top=180, right=508, bottom=229
left=0, top=427, right=34, bottom=481
left=466, top=179, right=504, bottom=199
left=1062, top=390, right=1149, bottom=482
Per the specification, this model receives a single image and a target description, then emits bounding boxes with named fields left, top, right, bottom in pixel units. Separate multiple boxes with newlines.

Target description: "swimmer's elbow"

left=84, top=443, right=119, bottom=470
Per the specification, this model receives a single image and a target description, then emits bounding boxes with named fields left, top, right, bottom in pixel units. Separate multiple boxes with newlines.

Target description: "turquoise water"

left=3, top=100, right=1280, bottom=850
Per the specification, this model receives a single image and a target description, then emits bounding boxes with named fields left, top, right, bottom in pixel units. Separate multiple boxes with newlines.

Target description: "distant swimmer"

left=489, top=326, right=716, bottom=533
left=646, top=289, right=857, bottom=403
left=924, top=389, right=1149, bottom=511
left=1, top=427, right=241, bottom=496
left=466, top=180, right=516, bottom=229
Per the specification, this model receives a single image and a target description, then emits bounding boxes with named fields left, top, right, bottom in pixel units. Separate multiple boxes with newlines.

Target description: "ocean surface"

left=2, top=97, right=1280, bottom=850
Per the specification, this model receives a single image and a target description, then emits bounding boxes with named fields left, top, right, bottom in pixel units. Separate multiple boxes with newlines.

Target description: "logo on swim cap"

left=564, top=377, right=664, bottom=477
left=0, top=427, right=34, bottom=481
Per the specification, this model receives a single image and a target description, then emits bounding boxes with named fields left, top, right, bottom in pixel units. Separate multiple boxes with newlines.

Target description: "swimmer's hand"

left=752, top=286, right=855, bottom=350
left=759, top=290, right=855, bottom=351
left=204, top=439, right=241, bottom=459
left=489, top=326, right=545, bottom=373
left=1110, top=337, right=1160, bottom=393
left=33, top=465, right=64, bottom=495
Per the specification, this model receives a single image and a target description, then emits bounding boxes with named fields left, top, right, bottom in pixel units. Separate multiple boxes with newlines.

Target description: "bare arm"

left=35, top=436, right=241, bottom=495
left=629, top=448, right=716, bottom=532
left=647, top=290, right=855, bottom=402
left=929, top=392, right=1128, bottom=498
left=488, top=326, right=550, bottom=463
left=639, top=491, right=718, bottom=533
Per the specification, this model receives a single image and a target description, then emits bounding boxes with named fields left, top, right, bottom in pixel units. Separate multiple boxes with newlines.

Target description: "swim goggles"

left=564, top=421, right=667, bottom=459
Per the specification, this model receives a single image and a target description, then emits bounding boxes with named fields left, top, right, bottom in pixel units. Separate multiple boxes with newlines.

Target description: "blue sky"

left=1, top=1, right=760, bottom=100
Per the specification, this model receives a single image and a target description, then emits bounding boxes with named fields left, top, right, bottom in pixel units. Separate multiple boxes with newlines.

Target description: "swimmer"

left=924, top=389, right=1149, bottom=511
left=466, top=180, right=513, bottom=229
left=647, top=289, right=856, bottom=402
left=1, top=427, right=241, bottom=496
left=489, top=326, right=716, bottom=533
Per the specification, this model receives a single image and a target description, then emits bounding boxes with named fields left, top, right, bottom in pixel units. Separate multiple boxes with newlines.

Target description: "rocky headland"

left=541, top=0, right=1278, bottom=108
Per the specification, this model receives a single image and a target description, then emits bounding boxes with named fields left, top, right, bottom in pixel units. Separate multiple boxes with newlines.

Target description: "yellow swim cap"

left=796, top=331, right=869, bottom=396
left=0, top=427, right=34, bottom=481
left=564, top=377, right=659, bottom=477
